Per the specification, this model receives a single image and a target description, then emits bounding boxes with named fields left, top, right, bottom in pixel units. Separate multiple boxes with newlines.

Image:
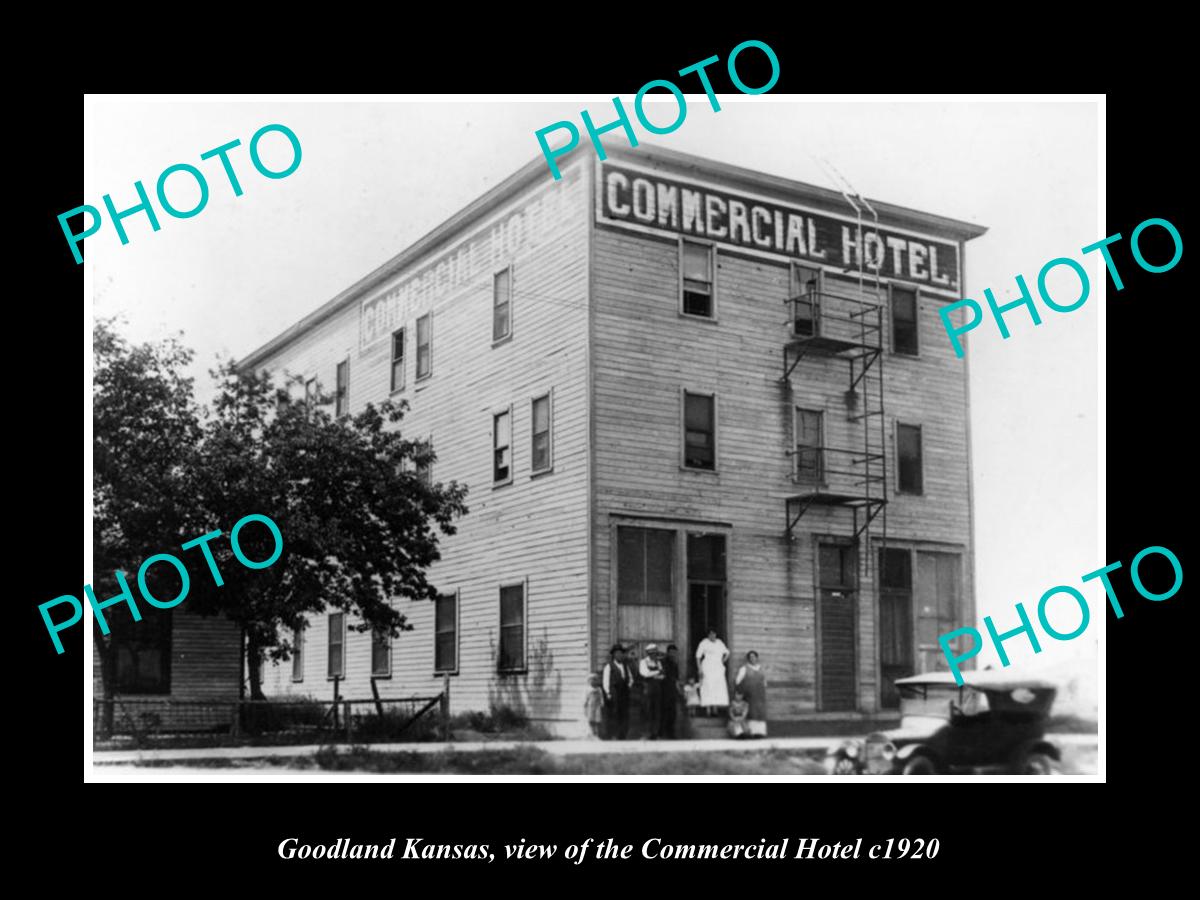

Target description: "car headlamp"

left=845, top=743, right=860, bottom=759
left=881, top=742, right=897, bottom=760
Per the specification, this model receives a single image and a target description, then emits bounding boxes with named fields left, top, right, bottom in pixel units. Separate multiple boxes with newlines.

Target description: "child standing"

left=584, top=673, right=605, bottom=738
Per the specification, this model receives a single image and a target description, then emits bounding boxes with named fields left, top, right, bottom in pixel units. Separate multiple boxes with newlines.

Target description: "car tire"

left=1022, top=753, right=1055, bottom=775
left=831, top=757, right=859, bottom=775
left=901, top=755, right=938, bottom=775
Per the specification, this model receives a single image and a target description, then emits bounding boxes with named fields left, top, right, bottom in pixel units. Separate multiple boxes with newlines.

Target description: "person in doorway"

left=584, top=673, right=605, bottom=739
left=601, top=644, right=633, bottom=740
left=695, top=628, right=730, bottom=715
left=660, top=644, right=682, bottom=739
left=735, top=650, right=769, bottom=738
left=639, top=644, right=666, bottom=739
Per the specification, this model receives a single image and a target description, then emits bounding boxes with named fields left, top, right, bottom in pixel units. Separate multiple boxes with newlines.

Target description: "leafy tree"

left=92, top=319, right=201, bottom=716
left=185, top=361, right=469, bottom=698
left=92, top=321, right=469, bottom=703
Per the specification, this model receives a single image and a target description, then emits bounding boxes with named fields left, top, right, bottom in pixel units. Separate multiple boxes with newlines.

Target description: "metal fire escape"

left=782, top=164, right=889, bottom=580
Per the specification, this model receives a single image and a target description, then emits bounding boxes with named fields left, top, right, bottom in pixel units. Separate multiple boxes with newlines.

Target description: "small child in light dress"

left=584, top=673, right=605, bottom=738
left=683, top=679, right=701, bottom=716
left=727, top=693, right=750, bottom=739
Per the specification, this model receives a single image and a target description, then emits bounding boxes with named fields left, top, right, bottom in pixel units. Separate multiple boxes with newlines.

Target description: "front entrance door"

left=879, top=547, right=915, bottom=709
left=686, top=533, right=727, bottom=681
left=818, top=543, right=857, bottom=711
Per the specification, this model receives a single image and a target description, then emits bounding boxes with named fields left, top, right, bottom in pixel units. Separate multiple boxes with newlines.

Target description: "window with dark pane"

left=892, top=285, right=919, bottom=356
left=371, top=628, right=391, bottom=677
left=291, top=625, right=304, bottom=682
left=112, top=606, right=172, bottom=695
left=681, top=240, right=714, bottom=317
left=531, top=394, right=551, bottom=473
left=335, top=360, right=349, bottom=417
left=794, top=407, right=824, bottom=482
left=791, top=263, right=821, bottom=336
left=493, top=267, right=512, bottom=341
left=390, top=328, right=406, bottom=391
left=683, top=392, right=715, bottom=470
left=493, top=410, right=512, bottom=483
left=897, top=423, right=923, bottom=493
left=499, top=584, right=525, bottom=671
left=416, top=313, right=432, bottom=379
left=327, top=612, right=345, bottom=679
left=435, top=593, right=457, bottom=673
left=819, top=544, right=857, bottom=589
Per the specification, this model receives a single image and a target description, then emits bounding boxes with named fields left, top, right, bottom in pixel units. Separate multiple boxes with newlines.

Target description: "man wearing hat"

left=601, top=644, right=634, bottom=740
left=639, top=644, right=666, bottom=740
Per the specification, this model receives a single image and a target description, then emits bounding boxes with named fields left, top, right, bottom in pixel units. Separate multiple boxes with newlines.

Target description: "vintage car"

left=826, top=671, right=1061, bottom=775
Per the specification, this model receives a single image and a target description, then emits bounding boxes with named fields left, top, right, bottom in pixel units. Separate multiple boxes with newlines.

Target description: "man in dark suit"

left=601, top=644, right=633, bottom=739
left=661, top=644, right=682, bottom=739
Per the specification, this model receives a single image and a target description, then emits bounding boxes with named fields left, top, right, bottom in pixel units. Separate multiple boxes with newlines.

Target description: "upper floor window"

left=891, top=284, right=919, bottom=356
left=304, top=377, right=317, bottom=407
left=493, top=267, right=512, bottom=342
left=335, top=360, right=349, bottom=418
left=681, top=240, right=715, bottom=318
left=416, top=313, right=432, bottom=380
left=390, top=328, right=406, bottom=392
left=493, top=408, right=512, bottom=484
left=897, top=422, right=924, bottom=494
left=531, top=393, right=552, bottom=474
left=683, top=391, right=716, bottom=470
left=794, top=407, right=824, bottom=483
left=791, top=263, right=822, bottom=337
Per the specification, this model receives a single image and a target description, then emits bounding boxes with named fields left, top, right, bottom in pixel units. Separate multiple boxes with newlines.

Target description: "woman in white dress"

left=695, top=629, right=730, bottom=715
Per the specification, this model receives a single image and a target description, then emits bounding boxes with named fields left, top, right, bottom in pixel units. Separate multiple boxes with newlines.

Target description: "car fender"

left=1018, top=739, right=1061, bottom=761
left=894, top=743, right=928, bottom=761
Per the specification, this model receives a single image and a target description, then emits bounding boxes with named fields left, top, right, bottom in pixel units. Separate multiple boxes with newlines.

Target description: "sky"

left=84, top=97, right=1101, bottom=711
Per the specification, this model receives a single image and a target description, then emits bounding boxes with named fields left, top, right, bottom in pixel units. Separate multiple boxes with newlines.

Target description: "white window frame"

left=895, top=420, right=925, bottom=496
left=679, top=237, right=718, bottom=321
left=530, top=391, right=553, bottom=476
left=416, top=312, right=433, bottom=382
left=390, top=327, right=406, bottom=393
left=889, top=281, right=922, bottom=357
left=433, top=589, right=461, bottom=676
left=492, top=404, right=514, bottom=487
left=327, top=611, right=345, bottom=681
left=497, top=579, right=528, bottom=674
left=493, top=264, right=514, bottom=345
left=680, top=388, right=718, bottom=472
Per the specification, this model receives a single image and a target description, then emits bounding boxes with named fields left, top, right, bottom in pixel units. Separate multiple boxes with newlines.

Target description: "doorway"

left=686, top=533, right=727, bottom=681
left=879, top=547, right=915, bottom=708
left=818, top=542, right=857, bottom=711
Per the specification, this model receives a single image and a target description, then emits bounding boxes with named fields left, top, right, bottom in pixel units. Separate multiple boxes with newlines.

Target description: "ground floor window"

left=111, top=607, right=172, bottom=695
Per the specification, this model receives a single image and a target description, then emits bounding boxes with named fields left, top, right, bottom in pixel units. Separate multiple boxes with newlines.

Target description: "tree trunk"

left=246, top=631, right=267, bottom=701
left=94, top=618, right=116, bottom=737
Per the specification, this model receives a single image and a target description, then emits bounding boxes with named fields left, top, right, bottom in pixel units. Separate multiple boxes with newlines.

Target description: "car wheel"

left=901, top=755, right=938, bottom=775
left=1022, top=753, right=1055, bottom=775
left=831, top=756, right=859, bottom=775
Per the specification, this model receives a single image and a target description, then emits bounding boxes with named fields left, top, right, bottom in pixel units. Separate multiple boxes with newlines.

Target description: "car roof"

left=895, top=671, right=1057, bottom=690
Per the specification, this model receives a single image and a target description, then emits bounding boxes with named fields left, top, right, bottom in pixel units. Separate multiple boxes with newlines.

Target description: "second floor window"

left=683, top=391, right=716, bottom=470
left=416, top=313, right=432, bottom=380
left=391, top=328, right=406, bottom=391
left=493, top=267, right=512, bottom=342
left=493, top=409, right=512, bottom=484
left=304, top=377, right=317, bottom=407
left=531, top=394, right=552, bottom=474
left=681, top=240, right=714, bottom=318
left=335, top=360, right=349, bottom=418
left=892, top=285, right=919, bottom=355
left=897, top=423, right=924, bottom=494
left=794, top=407, right=824, bottom=482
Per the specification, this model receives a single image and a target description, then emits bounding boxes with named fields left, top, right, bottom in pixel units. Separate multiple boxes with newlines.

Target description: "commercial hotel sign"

left=596, top=161, right=961, bottom=292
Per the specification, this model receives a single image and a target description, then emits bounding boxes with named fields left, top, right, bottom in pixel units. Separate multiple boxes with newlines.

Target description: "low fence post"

left=441, top=673, right=451, bottom=741
left=344, top=700, right=353, bottom=742
left=230, top=702, right=241, bottom=737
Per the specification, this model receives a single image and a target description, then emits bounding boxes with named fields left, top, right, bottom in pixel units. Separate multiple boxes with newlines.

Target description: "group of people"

left=584, top=629, right=769, bottom=740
